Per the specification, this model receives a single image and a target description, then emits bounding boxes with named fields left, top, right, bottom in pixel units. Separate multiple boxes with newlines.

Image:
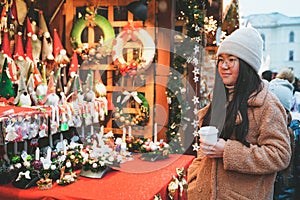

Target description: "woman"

left=187, top=27, right=291, bottom=200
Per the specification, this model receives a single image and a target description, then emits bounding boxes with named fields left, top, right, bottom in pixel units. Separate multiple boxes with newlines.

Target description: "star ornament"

left=193, top=108, right=199, bottom=115
left=192, top=96, right=199, bottom=104
left=191, top=119, right=199, bottom=128
left=193, top=76, right=199, bottom=83
left=193, top=130, right=199, bottom=137
left=192, top=68, right=200, bottom=75
left=192, top=57, right=199, bottom=65
left=192, top=142, right=200, bottom=151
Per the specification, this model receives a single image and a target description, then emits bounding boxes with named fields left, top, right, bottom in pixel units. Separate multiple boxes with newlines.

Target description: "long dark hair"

left=203, top=59, right=263, bottom=146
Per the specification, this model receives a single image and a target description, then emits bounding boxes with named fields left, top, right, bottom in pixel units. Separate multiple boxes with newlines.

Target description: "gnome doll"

left=14, top=32, right=30, bottom=81
left=68, top=52, right=79, bottom=78
left=27, top=73, right=38, bottom=105
left=35, top=63, right=48, bottom=105
left=41, top=32, right=54, bottom=62
left=39, top=10, right=54, bottom=63
left=1, top=30, right=18, bottom=83
left=53, top=28, right=69, bottom=65
left=44, top=71, right=60, bottom=106
left=14, top=75, right=32, bottom=106
left=31, top=34, right=42, bottom=66
left=44, top=72, right=60, bottom=133
left=0, top=58, right=16, bottom=102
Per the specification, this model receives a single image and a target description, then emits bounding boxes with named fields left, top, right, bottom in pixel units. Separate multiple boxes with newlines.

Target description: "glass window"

left=289, top=50, right=294, bottom=61
left=289, top=31, right=294, bottom=43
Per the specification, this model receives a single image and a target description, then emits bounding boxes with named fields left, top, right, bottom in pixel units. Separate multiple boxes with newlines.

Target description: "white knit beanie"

left=217, top=27, right=263, bottom=73
left=269, top=78, right=294, bottom=111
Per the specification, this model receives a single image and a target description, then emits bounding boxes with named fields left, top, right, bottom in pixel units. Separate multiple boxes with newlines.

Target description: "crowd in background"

left=262, top=67, right=300, bottom=199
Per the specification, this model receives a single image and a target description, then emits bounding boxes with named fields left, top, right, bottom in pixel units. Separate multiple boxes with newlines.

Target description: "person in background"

left=187, top=27, right=291, bottom=200
left=276, top=68, right=295, bottom=85
left=269, top=76, right=295, bottom=200
left=292, top=76, right=300, bottom=112
left=270, top=69, right=295, bottom=113
left=262, top=70, right=273, bottom=82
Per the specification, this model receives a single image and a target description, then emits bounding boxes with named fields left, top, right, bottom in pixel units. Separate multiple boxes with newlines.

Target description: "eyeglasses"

left=217, top=57, right=238, bottom=68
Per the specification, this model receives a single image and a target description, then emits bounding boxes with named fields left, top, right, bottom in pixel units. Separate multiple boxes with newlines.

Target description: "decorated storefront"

left=0, top=0, right=235, bottom=199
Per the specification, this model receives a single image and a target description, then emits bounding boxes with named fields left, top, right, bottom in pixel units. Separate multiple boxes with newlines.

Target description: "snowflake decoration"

left=192, top=142, right=200, bottom=151
left=192, top=96, right=199, bottom=105
left=193, top=130, right=199, bottom=137
left=204, top=16, right=217, bottom=34
left=191, top=119, right=199, bottom=128
left=192, top=68, right=200, bottom=75
left=195, top=36, right=201, bottom=43
left=194, top=24, right=200, bottom=32
left=193, top=108, right=199, bottom=115
left=192, top=57, right=199, bottom=65
left=193, top=76, right=199, bottom=82
left=193, top=45, right=200, bottom=54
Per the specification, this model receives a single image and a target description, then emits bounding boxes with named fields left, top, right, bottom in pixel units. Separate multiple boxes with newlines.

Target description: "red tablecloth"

left=0, top=154, right=194, bottom=200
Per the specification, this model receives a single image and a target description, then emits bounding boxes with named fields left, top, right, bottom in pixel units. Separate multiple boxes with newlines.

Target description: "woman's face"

left=217, top=54, right=240, bottom=86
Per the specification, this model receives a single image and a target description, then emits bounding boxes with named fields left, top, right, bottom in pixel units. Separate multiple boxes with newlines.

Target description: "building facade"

left=242, top=12, right=300, bottom=77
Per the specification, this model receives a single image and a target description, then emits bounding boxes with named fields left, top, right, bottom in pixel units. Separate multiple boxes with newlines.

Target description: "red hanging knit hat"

left=0, top=6, right=7, bottom=31
left=26, top=17, right=34, bottom=35
left=53, top=28, right=64, bottom=59
left=13, top=32, right=25, bottom=61
left=68, top=52, right=79, bottom=78
left=25, top=33, right=33, bottom=61
left=1, top=30, right=12, bottom=57
left=11, top=0, right=18, bottom=24
left=33, top=64, right=43, bottom=87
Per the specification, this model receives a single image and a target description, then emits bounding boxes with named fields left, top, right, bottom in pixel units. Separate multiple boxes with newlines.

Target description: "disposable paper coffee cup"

left=199, top=126, right=219, bottom=145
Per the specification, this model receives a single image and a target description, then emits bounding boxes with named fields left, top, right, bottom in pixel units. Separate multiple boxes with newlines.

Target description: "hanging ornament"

left=114, top=91, right=149, bottom=127
left=112, top=23, right=155, bottom=76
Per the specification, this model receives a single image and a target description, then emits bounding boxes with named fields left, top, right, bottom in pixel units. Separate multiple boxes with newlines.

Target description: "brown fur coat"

left=187, top=81, right=291, bottom=200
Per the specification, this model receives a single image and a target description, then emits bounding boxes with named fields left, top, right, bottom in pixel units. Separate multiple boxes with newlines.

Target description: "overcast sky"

left=239, top=0, right=300, bottom=17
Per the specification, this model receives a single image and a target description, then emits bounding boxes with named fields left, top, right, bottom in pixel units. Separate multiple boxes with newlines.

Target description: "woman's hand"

left=199, top=138, right=226, bottom=158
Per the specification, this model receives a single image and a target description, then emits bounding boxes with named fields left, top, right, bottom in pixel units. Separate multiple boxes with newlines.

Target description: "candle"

left=24, top=140, right=28, bottom=153
left=14, top=142, right=18, bottom=155
left=49, top=133, right=53, bottom=148
left=121, top=142, right=127, bottom=151
left=154, top=123, right=158, bottom=143
left=60, top=133, right=63, bottom=144
left=91, top=125, right=94, bottom=135
left=81, top=126, right=85, bottom=138
left=101, top=125, right=104, bottom=134
left=122, top=127, right=126, bottom=142
left=128, top=126, right=132, bottom=137
left=63, top=140, right=67, bottom=155
left=35, top=147, right=40, bottom=160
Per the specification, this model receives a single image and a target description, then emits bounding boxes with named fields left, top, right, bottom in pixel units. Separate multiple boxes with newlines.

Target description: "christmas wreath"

left=112, top=24, right=155, bottom=76
left=70, top=13, right=115, bottom=50
left=114, top=91, right=149, bottom=127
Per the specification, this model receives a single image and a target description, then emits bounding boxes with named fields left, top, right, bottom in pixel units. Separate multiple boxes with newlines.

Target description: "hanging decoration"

left=111, top=23, right=155, bottom=76
left=114, top=91, right=149, bottom=127
left=70, top=12, right=115, bottom=57
left=166, top=0, right=206, bottom=154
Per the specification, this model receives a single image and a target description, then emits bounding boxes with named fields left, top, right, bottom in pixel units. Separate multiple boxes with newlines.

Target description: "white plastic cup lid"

left=199, top=126, right=219, bottom=135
